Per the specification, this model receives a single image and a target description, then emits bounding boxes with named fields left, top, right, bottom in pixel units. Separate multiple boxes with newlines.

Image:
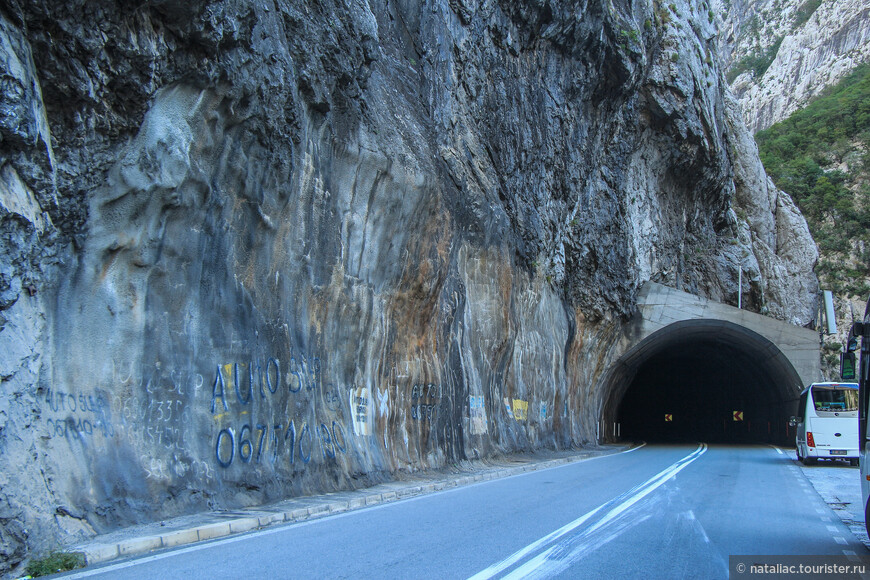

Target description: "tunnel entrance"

left=604, top=320, right=804, bottom=446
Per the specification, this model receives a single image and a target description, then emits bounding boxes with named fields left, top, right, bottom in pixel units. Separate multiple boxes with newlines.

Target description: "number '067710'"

left=215, top=420, right=346, bottom=468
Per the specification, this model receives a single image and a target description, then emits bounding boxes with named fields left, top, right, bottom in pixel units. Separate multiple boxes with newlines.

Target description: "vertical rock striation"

left=0, top=0, right=816, bottom=570
left=716, top=0, right=870, bottom=133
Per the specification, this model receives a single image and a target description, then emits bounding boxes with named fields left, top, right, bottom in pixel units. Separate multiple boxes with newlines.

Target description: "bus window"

left=798, top=392, right=808, bottom=421
left=811, top=385, right=858, bottom=414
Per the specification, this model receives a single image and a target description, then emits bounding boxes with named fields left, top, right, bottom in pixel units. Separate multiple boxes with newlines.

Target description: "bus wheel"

left=801, top=455, right=816, bottom=465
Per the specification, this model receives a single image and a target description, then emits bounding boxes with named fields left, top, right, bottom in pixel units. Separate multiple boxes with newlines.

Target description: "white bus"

left=843, top=300, right=870, bottom=536
left=794, top=382, right=859, bottom=465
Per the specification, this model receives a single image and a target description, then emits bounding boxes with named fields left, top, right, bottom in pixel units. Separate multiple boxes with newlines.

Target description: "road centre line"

left=67, top=444, right=647, bottom=578
left=469, top=444, right=708, bottom=580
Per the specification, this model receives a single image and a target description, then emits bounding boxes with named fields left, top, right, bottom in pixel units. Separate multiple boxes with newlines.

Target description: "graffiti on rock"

left=512, top=399, right=528, bottom=422
left=410, top=383, right=441, bottom=422
left=214, top=420, right=346, bottom=468
left=377, top=388, right=390, bottom=418
left=350, top=387, right=372, bottom=436
left=44, top=389, right=114, bottom=440
left=209, top=351, right=347, bottom=469
left=469, top=395, right=487, bottom=435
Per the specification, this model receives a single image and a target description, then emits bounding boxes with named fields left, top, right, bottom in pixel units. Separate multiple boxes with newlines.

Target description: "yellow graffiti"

left=223, top=363, right=235, bottom=389
left=512, top=399, right=529, bottom=421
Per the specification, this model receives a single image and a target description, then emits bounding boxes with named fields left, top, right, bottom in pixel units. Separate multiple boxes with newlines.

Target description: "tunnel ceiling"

left=605, top=319, right=804, bottom=444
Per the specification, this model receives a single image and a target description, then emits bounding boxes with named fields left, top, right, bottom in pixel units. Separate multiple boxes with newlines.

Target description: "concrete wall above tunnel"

left=599, top=283, right=822, bottom=445
left=630, top=283, right=821, bottom=387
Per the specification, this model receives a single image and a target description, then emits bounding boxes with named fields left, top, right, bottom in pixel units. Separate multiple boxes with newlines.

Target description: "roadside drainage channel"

left=75, top=445, right=629, bottom=566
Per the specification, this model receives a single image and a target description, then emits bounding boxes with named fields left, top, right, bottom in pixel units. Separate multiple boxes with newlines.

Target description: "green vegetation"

left=755, top=64, right=870, bottom=296
left=725, top=0, right=822, bottom=83
left=726, top=37, right=783, bottom=83
left=793, top=0, right=823, bottom=28
left=616, top=26, right=640, bottom=53
left=26, top=551, right=86, bottom=577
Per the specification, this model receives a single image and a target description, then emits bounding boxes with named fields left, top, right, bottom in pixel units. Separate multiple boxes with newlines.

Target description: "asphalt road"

left=64, top=444, right=869, bottom=579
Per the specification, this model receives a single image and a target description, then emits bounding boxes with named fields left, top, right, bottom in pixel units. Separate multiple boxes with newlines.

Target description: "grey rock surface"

left=0, top=0, right=817, bottom=572
left=716, top=0, right=870, bottom=133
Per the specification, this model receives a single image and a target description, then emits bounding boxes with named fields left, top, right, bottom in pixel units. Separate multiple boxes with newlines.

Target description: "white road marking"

left=470, top=444, right=708, bottom=580
left=64, top=444, right=648, bottom=578
left=623, top=442, right=648, bottom=454
left=835, top=536, right=848, bottom=545
left=827, top=525, right=839, bottom=533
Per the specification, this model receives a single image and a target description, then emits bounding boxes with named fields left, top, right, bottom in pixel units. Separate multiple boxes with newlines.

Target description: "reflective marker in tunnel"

left=601, top=319, right=805, bottom=445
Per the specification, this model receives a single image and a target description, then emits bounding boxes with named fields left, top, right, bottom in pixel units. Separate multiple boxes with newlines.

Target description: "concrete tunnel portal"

left=602, top=319, right=805, bottom=446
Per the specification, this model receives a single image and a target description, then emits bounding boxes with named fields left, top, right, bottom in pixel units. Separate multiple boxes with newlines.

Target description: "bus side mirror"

left=841, top=350, right=857, bottom=380
left=788, top=416, right=798, bottom=427
left=848, top=336, right=859, bottom=352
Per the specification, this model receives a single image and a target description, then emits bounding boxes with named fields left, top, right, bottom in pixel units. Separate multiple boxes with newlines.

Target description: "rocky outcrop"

left=717, top=0, right=870, bottom=133
left=0, top=0, right=817, bottom=572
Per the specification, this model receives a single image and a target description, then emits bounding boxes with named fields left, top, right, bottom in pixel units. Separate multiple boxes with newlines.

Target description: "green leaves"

left=726, top=38, right=783, bottom=83
left=755, top=64, right=870, bottom=296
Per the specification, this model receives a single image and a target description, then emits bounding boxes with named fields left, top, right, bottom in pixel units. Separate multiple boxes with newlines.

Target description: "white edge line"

left=622, top=442, right=648, bottom=454
left=66, top=445, right=645, bottom=578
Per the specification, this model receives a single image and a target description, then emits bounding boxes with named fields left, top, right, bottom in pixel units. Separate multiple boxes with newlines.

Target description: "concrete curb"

left=77, top=446, right=627, bottom=567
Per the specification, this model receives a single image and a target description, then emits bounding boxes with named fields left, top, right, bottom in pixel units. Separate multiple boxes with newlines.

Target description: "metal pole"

left=738, top=268, right=742, bottom=309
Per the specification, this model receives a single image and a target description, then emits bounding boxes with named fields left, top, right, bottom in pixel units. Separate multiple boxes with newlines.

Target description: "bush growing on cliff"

left=26, top=551, right=85, bottom=577
left=756, top=64, right=870, bottom=296
left=793, top=0, right=823, bottom=29
left=726, top=37, right=783, bottom=83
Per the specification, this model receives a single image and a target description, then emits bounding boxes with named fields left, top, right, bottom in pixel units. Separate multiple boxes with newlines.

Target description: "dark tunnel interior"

left=608, top=320, right=803, bottom=446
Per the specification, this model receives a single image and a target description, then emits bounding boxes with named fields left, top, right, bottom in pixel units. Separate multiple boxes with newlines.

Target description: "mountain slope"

left=716, top=0, right=870, bottom=133
left=756, top=64, right=870, bottom=370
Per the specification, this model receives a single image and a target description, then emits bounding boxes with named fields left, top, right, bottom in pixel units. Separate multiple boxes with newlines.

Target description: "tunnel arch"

left=601, top=319, right=804, bottom=445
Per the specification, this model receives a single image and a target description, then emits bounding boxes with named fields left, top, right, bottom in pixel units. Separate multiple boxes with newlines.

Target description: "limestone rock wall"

left=0, top=0, right=817, bottom=570
left=716, top=0, right=870, bottom=133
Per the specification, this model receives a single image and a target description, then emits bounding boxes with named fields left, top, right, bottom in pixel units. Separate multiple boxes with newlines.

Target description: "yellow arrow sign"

left=664, top=414, right=673, bottom=422
left=733, top=411, right=744, bottom=421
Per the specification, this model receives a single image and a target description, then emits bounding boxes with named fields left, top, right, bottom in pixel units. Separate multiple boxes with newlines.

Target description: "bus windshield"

left=811, top=385, right=858, bottom=412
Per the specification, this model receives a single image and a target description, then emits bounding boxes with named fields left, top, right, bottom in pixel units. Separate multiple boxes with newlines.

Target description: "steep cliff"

left=0, top=0, right=817, bottom=570
left=716, top=0, right=870, bottom=133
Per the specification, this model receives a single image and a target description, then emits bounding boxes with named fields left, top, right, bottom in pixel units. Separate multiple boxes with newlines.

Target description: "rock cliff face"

left=716, top=0, right=870, bottom=133
left=0, top=0, right=816, bottom=570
